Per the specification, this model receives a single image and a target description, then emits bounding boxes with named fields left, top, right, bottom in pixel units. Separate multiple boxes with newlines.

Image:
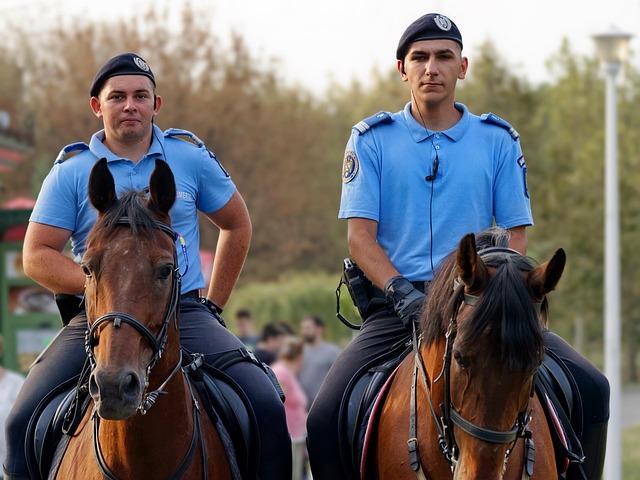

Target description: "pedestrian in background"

left=299, top=315, right=341, bottom=405
left=272, top=337, right=308, bottom=480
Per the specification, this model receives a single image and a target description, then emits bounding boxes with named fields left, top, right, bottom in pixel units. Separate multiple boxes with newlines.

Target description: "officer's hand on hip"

left=384, top=276, right=426, bottom=331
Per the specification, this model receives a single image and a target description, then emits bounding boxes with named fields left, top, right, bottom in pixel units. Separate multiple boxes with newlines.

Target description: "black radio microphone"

left=425, top=154, right=439, bottom=181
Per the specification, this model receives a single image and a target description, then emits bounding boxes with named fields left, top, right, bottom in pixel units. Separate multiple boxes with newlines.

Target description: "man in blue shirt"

left=3, top=53, right=291, bottom=479
left=307, top=13, right=608, bottom=479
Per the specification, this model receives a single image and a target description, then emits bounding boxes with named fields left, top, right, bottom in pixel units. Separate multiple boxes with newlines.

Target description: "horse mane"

left=422, top=227, right=545, bottom=371
left=88, top=190, right=159, bottom=244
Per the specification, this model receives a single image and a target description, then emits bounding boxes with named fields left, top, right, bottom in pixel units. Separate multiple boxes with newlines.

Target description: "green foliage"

left=624, top=425, right=640, bottom=479
left=225, top=272, right=358, bottom=345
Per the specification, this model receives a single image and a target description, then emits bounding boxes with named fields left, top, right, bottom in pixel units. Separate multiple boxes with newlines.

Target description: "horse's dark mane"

left=422, top=227, right=545, bottom=371
left=88, top=191, right=159, bottom=244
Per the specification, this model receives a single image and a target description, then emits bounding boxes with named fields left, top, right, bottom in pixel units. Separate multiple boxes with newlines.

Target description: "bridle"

left=85, top=216, right=209, bottom=480
left=407, top=247, right=538, bottom=479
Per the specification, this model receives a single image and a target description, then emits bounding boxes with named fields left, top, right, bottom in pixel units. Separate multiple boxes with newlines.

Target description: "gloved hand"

left=384, top=276, right=425, bottom=331
left=199, top=297, right=227, bottom=327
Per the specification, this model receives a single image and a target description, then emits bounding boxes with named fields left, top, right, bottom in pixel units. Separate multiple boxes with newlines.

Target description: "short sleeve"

left=338, top=133, right=381, bottom=221
left=196, top=147, right=237, bottom=213
left=493, top=136, right=534, bottom=228
left=29, top=163, right=78, bottom=231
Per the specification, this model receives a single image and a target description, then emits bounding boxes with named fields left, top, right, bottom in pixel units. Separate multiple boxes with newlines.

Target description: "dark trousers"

left=3, top=298, right=292, bottom=479
left=306, top=304, right=609, bottom=480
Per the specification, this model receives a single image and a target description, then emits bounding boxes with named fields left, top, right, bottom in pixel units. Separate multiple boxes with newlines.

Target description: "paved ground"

left=623, top=385, right=640, bottom=430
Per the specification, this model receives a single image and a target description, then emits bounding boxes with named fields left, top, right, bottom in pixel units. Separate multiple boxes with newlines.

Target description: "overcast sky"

left=2, top=0, right=639, bottom=91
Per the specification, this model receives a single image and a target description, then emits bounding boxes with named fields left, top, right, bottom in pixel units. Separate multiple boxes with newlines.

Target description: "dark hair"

left=260, top=323, right=285, bottom=342
left=422, top=227, right=544, bottom=371
left=236, top=308, right=252, bottom=320
left=278, top=337, right=304, bottom=361
left=303, top=315, right=325, bottom=328
left=278, top=321, right=294, bottom=335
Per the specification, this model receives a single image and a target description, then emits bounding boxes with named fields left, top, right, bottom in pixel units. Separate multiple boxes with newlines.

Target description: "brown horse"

left=375, top=231, right=565, bottom=479
left=55, top=159, right=231, bottom=479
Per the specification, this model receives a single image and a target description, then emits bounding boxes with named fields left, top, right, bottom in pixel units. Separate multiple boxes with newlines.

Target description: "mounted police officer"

left=3, top=53, right=291, bottom=479
left=306, top=13, right=609, bottom=479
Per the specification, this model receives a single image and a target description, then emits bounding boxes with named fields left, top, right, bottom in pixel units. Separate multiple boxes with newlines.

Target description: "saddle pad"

left=360, top=363, right=402, bottom=479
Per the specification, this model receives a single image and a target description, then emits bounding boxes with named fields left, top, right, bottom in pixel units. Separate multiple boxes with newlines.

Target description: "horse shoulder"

left=55, top=406, right=102, bottom=479
left=504, top=393, right=557, bottom=480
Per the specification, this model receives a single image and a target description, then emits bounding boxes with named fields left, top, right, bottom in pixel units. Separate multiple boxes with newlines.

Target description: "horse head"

left=83, top=158, right=178, bottom=420
left=423, top=229, right=565, bottom=479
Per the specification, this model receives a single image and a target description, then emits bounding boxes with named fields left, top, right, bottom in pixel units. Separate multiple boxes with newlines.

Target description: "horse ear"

left=88, top=158, right=117, bottom=213
left=529, top=248, right=566, bottom=299
left=456, top=233, right=488, bottom=291
left=148, top=159, right=176, bottom=215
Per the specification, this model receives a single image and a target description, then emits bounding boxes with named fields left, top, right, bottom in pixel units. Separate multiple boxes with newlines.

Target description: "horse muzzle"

left=89, top=367, right=144, bottom=419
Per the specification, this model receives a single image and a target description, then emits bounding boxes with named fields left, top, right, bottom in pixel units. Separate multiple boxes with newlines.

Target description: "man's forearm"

left=23, top=246, right=85, bottom=295
left=205, top=224, right=251, bottom=308
left=348, top=229, right=399, bottom=291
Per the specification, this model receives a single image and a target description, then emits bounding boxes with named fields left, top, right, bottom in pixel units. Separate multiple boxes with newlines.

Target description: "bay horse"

left=55, top=159, right=231, bottom=479
left=374, top=231, right=565, bottom=479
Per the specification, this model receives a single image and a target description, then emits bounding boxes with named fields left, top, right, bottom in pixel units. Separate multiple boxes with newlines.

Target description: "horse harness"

left=84, top=217, right=209, bottom=480
left=407, top=247, right=539, bottom=480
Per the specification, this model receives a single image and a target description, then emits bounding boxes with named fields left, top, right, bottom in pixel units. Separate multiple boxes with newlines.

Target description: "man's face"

left=90, top=75, right=160, bottom=143
left=398, top=39, right=467, bottom=107
left=301, top=319, right=318, bottom=343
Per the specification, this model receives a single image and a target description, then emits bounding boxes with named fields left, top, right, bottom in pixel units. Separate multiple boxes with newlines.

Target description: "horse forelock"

left=457, top=254, right=544, bottom=371
left=422, top=234, right=544, bottom=372
left=89, top=191, right=162, bottom=246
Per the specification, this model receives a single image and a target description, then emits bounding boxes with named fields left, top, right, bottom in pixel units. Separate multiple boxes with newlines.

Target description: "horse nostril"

left=121, top=372, right=140, bottom=398
left=89, top=372, right=100, bottom=398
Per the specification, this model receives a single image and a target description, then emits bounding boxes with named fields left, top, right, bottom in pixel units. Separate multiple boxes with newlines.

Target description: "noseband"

left=407, top=247, right=539, bottom=478
left=84, top=216, right=182, bottom=414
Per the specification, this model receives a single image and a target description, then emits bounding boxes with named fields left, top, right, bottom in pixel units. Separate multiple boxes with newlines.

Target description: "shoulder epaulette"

left=480, top=113, right=519, bottom=140
left=164, top=128, right=205, bottom=148
left=55, top=142, right=89, bottom=164
left=352, top=111, right=393, bottom=135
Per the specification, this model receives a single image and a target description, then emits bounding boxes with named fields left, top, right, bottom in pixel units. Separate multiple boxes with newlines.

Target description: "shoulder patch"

left=342, top=150, right=359, bottom=183
left=164, top=128, right=205, bottom=148
left=165, top=128, right=230, bottom=178
left=352, top=111, right=393, bottom=136
left=480, top=112, right=519, bottom=140
left=55, top=142, right=89, bottom=164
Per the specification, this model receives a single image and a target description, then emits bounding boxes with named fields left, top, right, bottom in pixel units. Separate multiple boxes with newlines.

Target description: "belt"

left=180, top=289, right=200, bottom=301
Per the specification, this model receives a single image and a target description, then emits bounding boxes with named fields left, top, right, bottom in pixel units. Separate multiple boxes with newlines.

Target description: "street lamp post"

left=592, top=26, right=632, bottom=480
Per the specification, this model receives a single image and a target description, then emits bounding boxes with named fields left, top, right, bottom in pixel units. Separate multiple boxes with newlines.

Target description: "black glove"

left=384, top=276, right=425, bottom=331
left=198, top=297, right=227, bottom=327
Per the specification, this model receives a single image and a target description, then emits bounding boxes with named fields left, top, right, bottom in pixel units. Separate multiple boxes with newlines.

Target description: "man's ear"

left=458, top=56, right=469, bottom=80
left=153, top=95, right=162, bottom=114
left=89, top=96, right=103, bottom=118
left=396, top=60, right=408, bottom=81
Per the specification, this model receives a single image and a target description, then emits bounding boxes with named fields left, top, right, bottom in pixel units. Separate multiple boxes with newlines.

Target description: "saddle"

left=536, top=348, right=587, bottom=479
left=25, top=349, right=264, bottom=480
left=338, top=340, right=411, bottom=478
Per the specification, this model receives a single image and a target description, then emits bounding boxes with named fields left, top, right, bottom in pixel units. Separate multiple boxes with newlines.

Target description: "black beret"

left=396, top=13, right=463, bottom=60
left=90, top=53, right=156, bottom=97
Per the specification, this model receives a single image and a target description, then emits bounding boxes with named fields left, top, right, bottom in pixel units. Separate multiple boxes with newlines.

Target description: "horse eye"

left=453, top=350, right=469, bottom=369
left=82, top=264, right=92, bottom=277
left=157, top=265, right=173, bottom=280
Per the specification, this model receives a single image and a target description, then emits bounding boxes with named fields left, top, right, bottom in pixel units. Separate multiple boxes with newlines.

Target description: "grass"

left=624, top=425, right=640, bottom=479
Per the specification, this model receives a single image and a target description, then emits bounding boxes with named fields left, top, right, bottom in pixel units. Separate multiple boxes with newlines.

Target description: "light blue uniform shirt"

left=339, top=102, right=533, bottom=281
left=30, top=124, right=236, bottom=293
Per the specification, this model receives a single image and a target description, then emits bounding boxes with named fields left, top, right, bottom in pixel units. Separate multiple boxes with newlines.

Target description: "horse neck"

left=97, top=330, right=196, bottom=476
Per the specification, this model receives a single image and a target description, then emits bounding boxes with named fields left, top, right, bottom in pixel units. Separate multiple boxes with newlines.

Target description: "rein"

left=85, top=216, right=208, bottom=479
left=407, top=248, right=539, bottom=479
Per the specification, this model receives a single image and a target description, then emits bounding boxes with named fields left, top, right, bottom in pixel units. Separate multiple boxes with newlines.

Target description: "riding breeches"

left=3, top=297, right=292, bottom=479
left=306, top=303, right=610, bottom=480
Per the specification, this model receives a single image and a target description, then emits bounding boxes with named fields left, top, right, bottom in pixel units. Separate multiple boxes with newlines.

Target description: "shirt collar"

left=89, top=124, right=165, bottom=162
left=402, top=101, right=470, bottom=143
